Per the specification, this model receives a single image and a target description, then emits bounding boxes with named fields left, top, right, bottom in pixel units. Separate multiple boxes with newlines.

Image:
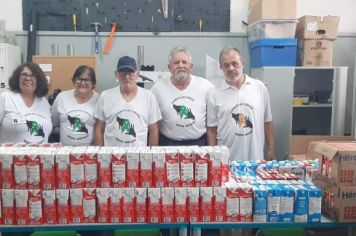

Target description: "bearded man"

left=151, top=46, right=214, bottom=146
left=207, top=47, right=275, bottom=161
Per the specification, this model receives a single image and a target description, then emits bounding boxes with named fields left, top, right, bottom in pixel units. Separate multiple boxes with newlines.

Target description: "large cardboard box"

left=296, top=16, right=340, bottom=40
left=313, top=175, right=356, bottom=223
left=312, top=142, right=356, bottom=186
left=298, top=39, right=334, bottom=67
left=248, top=0, right=297, bottom=24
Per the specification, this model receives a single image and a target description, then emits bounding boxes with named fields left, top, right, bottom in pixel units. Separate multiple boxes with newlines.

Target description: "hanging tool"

left=72, top=13, right=77, bottom=32
left=104, top=22, right=117, bottom=54
left=161, top=0, right=168, bottom=19
left=199, top=18, right=203, bottom=32
left=90, top=22, right=102, bottom=54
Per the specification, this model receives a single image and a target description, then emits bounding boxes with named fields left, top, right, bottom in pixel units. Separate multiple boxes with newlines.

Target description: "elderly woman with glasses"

left=51, top=65, right=99, bottom=146
left=0, top=62, right=52, bottom=144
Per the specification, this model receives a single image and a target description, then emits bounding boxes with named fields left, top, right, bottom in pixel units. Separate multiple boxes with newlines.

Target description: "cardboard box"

left=312, top=142, right=356, bottom=186
left=248, top=0, right=297, bottom=24
left=296, top=16, right=340, bottom=40
left=298, top=39, right=334, bottom=67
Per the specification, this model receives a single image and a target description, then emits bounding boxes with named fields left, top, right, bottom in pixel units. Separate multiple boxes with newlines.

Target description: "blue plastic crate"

left=249, top=38, right=297, bottom=68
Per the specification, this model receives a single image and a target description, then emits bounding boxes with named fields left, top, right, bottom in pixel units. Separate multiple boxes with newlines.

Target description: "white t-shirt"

left=151, top=75, right=214, bottom=140
left=0, top=90, right=52, bottom=144
left=207, top=75, right=272, bottom=161
left=94, top=86, right=162, bottom=147
left=51, top=89, right=99, bottom=146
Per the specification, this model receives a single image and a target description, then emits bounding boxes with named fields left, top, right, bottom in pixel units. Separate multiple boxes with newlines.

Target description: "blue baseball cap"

left=117, top=56, right=137, bottom=72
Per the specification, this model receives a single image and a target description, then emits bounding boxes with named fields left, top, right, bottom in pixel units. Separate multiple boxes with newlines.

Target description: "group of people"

left=0, top=46, right=275, bottom=161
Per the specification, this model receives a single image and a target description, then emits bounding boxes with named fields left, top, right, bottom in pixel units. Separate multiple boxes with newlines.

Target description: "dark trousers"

left=159, top=133, right=207, bottom=146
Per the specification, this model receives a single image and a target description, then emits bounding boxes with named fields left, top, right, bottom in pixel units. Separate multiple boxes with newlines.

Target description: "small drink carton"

left=28, top=189, right=43, bottom=225
left=56, top=189, right=70, bottom=224
left=252, top=185, right=267, bottom=222
left=135, top=188, right=147, bottom=223
left=109, top=188, right=122, bottom=223
left=175, top=187, right=188, bottom=223
left=0, top=147, right=14, bottom=189
left=140, top=150, right=153, bottom=187
left=179, top=147, right=194, bottom=187
left=98, top=146, right=112, bottom=188
left=187, top=187, right=200, bottom=222
left=96, top=188, right=109, bottom=223
left=83, top=188, right=96, bottom=223
left=13, top=149, right=28, bottom=189
left=225, top=184, right=240, bottom=222
left=84, top=146, right=100, bottom=188
left=40, top=147, right=56, bottom=190
left=152, top=149, right=166, bottom=187
left=238, top=183, right=253, bottom=222
left=70, top=188, right=83, bottom=223
left=70, top=146, right=86, bottom=188
left=166, top=148, right=181, bottom=187
left=194, top=148, right=209, bottom=187
left=199, top=187, right=213, bottom=222
left=126, top=149, right=140, bottom=187
left=147, top=188, right=161, bottom=223
left=2, top=189, right=15, bottom=225
left=27, top=149, right=41, bottom=189
left=122, top=188, right=135, bottom=223
left=213, top=187, right=226, bottom=222
left=112, top=147, right=126, bottom=188
left=161, top=187, right=174, bottom=223
left=15, top=189, right=29, bottom=225
left=42, top=190, right=57, bottom=224
left=56, top=146, right=72, bottom=189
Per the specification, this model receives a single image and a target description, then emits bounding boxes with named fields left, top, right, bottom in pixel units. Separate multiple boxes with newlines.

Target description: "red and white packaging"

left=98, top=147, right=112, bottom=188
left=42, top=190, right=57, bottom=224
left=238, top=183, right=253, bottom=222
left=199, top=187, right=213, bottom=222
left=209, top=149, right=222, bottom=187
left=70, top=188, right=83, bottom=224
left=175, top=187, right=188, bottom=223
left=28, top=189, right=43, bottom=225
left=140, top=150, right=153, bottom=187
left=27, top=149, right=41, bottom=189
left=96, top=188, right=109, bottom=223
left=40, top=147, right=56, bottom=190
left=83, top=188, right=96, bottom=223
left=70, top=147, right=86, bottom=188
left=15, top=189, right=29, bottom=225
left=147, top=188, right=161, bottom=223
left=122, top=188, right=135, bottom=223
left=0, top=189, right=2, bottom=224
left=225, top=184, right=240, bottom=222
left=56, top=146, right=72, bottom=189
left=2, top=189, right=15, bottom=225
left=161, top=187, right=175, bottom=223
left=1, top=147, right=15, bottom=189
left=187, top=187, right=200, bottom=222
left=166, top=148, right=181, bottom=187
left=13, top=149, right=28, bottom=189
left=194, top=148, right=209, bottom=187
left=84, top=146, right=100, bottom=188
left=213, top=187, right=226, bottom=222
left=135, top=188, right=147, bottom=223
left=109, top=188, right=122, bottom=223
left=220, top=146, right=230, bottom=183
left=179, top=147, right=195, bottom=187
left=56, top=189, right=70, bottom=224
left=111, top=147, right=126, bottom=188
left=152, top=149, right=166, bottom=187
left=126, top=149, right=140, bottom=187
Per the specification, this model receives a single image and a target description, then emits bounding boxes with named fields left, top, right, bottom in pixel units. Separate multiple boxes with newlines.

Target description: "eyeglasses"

left=75, top=78, right=92, bottom=84
left=20, top=73, right=35, bottom=80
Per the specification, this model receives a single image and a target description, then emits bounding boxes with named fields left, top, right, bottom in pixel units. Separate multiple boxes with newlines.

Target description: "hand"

left=267, top=148, right=276, bottom=161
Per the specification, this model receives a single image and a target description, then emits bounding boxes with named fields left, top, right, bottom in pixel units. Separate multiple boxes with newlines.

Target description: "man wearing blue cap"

left=94, top=56, right=162, bottom=146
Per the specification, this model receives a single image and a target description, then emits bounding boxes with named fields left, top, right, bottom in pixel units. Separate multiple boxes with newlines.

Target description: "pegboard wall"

left=23, top=0, right=230, bottom=32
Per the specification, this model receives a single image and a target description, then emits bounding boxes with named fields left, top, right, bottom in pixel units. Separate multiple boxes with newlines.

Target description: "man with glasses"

left=94, top=56, right=161, bottom=146
left=151, top=46, right=214, bottom=146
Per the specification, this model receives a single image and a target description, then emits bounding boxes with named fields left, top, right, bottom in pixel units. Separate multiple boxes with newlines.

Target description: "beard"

left=225, top=70, right=244, bottom=83
left=172, top=70, right=189, bottom=83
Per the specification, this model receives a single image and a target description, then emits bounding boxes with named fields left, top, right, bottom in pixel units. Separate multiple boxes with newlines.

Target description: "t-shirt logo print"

left=67, top=115, right=88, bottom=133
left=26, top=120, right=45, bottom=137
left=232, top=113, right=253, bottom=128
left=116, top=117, right=136, bottom=138
left=173, top=104, right=195, bottom=120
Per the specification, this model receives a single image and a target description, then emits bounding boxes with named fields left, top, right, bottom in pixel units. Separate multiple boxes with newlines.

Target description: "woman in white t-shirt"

left=51, top=65, right=99, bottom=146
left=0, top=62, right=52, bottom=144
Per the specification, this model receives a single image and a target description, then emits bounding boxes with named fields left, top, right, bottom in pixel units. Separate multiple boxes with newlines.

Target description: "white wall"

left=2, top=0, right=356, bottom=33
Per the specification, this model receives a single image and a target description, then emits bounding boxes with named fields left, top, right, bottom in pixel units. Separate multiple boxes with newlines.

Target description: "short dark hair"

left=219, top=47, right=242, bottom=64
left=9, top=62, right=49, bottom=97
left=71, top=65, right=96, bottom=85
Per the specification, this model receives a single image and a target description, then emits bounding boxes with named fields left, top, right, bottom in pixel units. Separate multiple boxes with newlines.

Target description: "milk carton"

left=199, top=187, right=213, bottom=222
left=122, top=188, right=135, bottom=223
left=209, top=149, right=222, bottom=187
left=175, top=187, right=188, bottom=223
left=140, top=150, right=153, bottom=187
left=2, top=189, right=15, bottom=225
left=187, top=187, right=200, bottom=222
left=97, top=147, right=112, bottom=188
left=238, top=183, right=253, bottom=222
left=84, top=146, right=100, bottom=188
left=83, top=188, right=96, bottom=223
left=253, top=185, right=267, bottom=222
left=161, top=187, right=175, bottom=223
left=266, top=185, right=281, bottom=222
left=70, top=146, right=86, bottom=188
left=152, top=148, right=166, bottom=187
left=292, top=185, right=309, bottom=222
left=220, top=146, right=230, bottom=183
left=213, top=187, right=226, bottom=222
left=42, top=190, right=57, bottom=224
left=70, top=188, right=83, bottom=223
left=15, top=189, right=29, bottom=225
left=194, top=148, right=209, bottom=187
left=135, top=188, right=148, bottom=223
left=56, top=146, right=72, bottom=189
left=0, top=147, right=15, bottom=189
left=126, top=149, right=140, bottom=187
left=40, top=147, right=56, bottom=190
left=27, top=149, right=41, bottom=189
left=56, top=189, right=70, bottom=224
left=13, top=149, right=28, bottom=189
left=306, top=185, right=322, bottom=222
left=279, top=185, right=294, bottom=222
left=166, top=148, right=181, bottom=187
left=225, top=184, right=240, bottom=222
left=179, top=147, right=194, bottom=187
left=111, top=147, right=126, bottom=188
left=109, top=188, right=123, bottom=223
left=28, top=189, right=43, bottom=225
left=96, top=188, right=109, bottom=223
left=147, top=187, right=161, bottom=223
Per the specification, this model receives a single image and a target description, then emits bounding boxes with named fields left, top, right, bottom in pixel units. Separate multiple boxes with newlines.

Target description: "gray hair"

left=168, top=46, right=192, bottom=64
left=219, top=47, right=242, bottom=63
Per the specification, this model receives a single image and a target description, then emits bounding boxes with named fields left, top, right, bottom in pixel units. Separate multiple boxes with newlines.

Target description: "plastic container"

left=249, top=38, right=297, bottom=68
left=247, top=19, right=298, bottom=43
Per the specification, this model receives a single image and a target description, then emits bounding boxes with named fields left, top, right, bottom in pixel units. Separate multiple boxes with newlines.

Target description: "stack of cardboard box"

left=311, top=142, right=356, bottom=222
left=296, top=16, right=340, bottom=66
left=247, top=0, right=298, bottom=68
